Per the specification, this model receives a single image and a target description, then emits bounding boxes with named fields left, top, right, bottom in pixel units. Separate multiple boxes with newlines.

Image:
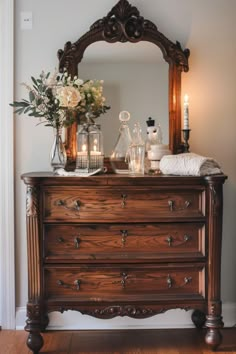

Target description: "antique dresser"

left=21, top=1, right=227, bottom=353
left=22, top=172, right=227, bottom=353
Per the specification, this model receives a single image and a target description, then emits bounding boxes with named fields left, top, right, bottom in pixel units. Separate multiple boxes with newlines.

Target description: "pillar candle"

left=184, top=94, right=189, bottom=129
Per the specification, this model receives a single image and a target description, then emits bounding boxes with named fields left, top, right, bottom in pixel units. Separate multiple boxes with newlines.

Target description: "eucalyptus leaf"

left=29, top=91, right=35, bottom=102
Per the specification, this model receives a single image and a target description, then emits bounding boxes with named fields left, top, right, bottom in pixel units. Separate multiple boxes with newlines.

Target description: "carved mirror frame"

left=58, top=0, right=190, bottom=168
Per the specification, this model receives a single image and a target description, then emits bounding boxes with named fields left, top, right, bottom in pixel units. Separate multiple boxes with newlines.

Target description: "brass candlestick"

left=182, top=129, right=191, bottom=153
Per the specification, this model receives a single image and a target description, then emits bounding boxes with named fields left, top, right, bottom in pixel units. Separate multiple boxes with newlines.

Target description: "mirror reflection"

left=78, top=41, right=169, bottom=156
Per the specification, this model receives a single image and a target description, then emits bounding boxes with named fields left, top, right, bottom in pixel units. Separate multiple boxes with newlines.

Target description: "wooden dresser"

left=21, top=172, right=227, bottom=353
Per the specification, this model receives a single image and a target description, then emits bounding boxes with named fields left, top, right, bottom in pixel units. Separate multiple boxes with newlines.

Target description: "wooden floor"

left=0, top=328, right=236, bottom=354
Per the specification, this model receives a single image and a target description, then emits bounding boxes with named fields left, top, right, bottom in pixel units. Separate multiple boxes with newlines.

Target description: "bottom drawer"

left=44, top=264, right=205, bottom=302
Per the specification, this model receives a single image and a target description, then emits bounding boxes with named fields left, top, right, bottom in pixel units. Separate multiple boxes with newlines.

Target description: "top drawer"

left=42, top=187, right=205, bottom=222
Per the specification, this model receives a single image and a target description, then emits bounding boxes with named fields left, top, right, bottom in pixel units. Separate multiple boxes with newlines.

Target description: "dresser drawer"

left=44, top=264, right=205, bottom=302
left=42, top=187, right=205, bottom=222
left=43, top=223, right=205, bottom=262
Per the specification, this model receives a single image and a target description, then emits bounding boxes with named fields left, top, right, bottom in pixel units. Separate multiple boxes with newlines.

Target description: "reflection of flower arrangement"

left=10, top=70, right=110, bottom=129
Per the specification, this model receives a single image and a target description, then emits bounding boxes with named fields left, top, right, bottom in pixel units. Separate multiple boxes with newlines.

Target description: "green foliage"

left=10, top=71, right=110, bottom=130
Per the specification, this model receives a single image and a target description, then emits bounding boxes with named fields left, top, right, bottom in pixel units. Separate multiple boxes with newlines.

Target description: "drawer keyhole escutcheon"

left=121, top=194, right=127, bottom=208
left=120, top=230, right=128, bottom=247
left=168, top=199, right=191, bottom=212
left=184, top=235, right=191, bottom=242
left=167, top=275, right=172, bottom=288
left=74, top=200, right=81, bottom=210
left=56, top=237, right=64, bottom=244
left=74, top=279, right=81, bottom=290
left=57, top=279, right=81, bottom=291
left=74, top=237, right=81, bottom=249
left=121, top=272, right=128, bottom=289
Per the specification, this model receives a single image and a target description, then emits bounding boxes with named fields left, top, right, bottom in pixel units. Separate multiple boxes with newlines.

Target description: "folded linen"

left=159, top=153, right=222, bottom=176
left=54, top=168, right=102, bottom=177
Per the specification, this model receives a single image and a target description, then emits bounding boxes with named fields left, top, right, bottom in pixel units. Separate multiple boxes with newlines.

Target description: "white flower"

left=56, top=86, right=81, bottom=108
left=74, top=78, right=83, bottom=86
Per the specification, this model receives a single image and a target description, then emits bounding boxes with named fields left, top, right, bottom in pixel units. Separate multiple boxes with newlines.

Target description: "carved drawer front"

left=42, top=187, right=205, bottom=222
left=44, top=264, right=205, bottom=302
left=43, top=223, right=205, bottom=262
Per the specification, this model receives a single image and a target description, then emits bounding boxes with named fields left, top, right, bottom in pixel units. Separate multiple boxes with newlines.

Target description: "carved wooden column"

left=205, top=177, right=224, bottom=349
left=24, top=183, right=46, bottom=354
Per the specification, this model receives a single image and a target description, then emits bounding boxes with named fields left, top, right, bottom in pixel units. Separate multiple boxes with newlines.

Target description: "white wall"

left=0, top=0, right=15, bottom=329
left=14, top=0, right=236, bottom=328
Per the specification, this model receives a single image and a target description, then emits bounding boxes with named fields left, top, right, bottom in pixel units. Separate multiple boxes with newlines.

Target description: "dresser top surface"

left=21, top=172, right=227, bottom=186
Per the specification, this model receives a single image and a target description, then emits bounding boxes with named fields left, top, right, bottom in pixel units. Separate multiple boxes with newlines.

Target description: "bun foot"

left=205, top=328, right=222, bottom=350
left=27, top=332, right=44, bottom=354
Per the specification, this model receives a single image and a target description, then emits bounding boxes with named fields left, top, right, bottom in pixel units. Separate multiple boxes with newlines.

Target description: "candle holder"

left=182, top=129, right=191, bottom=153
left=76, top=122, right=104, bottom=175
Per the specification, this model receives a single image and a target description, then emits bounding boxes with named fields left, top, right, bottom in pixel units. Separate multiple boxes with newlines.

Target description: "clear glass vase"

left=50, top=128, right=67, bottom=171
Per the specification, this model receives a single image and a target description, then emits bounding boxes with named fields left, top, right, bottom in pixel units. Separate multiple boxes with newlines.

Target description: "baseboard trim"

left=16, top=302, right=236, bottom=330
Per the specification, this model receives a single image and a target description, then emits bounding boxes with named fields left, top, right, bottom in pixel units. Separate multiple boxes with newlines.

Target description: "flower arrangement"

left=10, top=70, right=110, bottom=130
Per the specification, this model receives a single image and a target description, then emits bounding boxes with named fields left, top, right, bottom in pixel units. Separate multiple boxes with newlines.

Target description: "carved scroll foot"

left=27, top=332, right=44, bottom=354
left=191, top=309, right=206, bottom=329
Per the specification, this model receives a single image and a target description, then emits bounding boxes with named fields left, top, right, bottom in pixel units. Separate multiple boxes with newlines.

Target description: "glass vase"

left=50, top=128, right=67, bottom=171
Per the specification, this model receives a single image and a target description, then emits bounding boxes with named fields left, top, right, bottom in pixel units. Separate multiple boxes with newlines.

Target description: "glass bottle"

left=110, top=111, right=132, bottom=174
left=129, top=122, right=145, bottom=175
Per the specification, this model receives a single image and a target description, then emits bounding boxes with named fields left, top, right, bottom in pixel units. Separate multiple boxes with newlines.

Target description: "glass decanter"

left=110, top=111, right=132, bottom=174
left=129, top=122, right=145, bottom=175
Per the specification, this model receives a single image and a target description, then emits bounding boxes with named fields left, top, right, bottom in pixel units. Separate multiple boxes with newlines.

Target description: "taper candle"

left=184, top=94, right=189, bottom=129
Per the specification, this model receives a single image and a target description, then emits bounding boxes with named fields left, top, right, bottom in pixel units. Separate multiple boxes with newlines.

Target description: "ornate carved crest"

left=58, top=0, right=189, bottom=72
left=91, top=0, right=157, bottom=42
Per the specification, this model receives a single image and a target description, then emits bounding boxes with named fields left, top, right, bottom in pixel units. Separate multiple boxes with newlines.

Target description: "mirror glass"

left=78, top=41, right=169, bottom=156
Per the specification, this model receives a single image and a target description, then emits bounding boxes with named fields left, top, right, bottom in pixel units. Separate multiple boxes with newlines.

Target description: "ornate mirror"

left=58, top=0, right=190, bottom=169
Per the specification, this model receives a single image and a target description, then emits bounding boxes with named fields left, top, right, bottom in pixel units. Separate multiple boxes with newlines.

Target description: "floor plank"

left=0, top=328, right=236, bottom=354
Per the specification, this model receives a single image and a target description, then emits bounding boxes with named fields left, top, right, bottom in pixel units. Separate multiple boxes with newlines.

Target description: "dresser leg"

left=27, top=331, right=44, bottom=354
left=205, top=327, right=222, bottom=350
left=191, top=309, right=206, bottom=328
left=25, top=302, right=45, bottom=353
left=205, top=314, right=223, bottom=350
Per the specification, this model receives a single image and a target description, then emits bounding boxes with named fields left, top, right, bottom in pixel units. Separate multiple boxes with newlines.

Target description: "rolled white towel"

left=160, top=153, right=222, bottom=176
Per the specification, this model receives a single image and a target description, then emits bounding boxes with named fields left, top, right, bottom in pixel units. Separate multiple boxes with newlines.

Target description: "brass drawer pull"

left=166, top=234, right=191, bottom=247
left=168, top=199, right=191, bottom=212
left=120, top=230, right=128, bottom=247
left=184, top=276, right=192, bottom=285
left=74, top=237, right=81, bottom=249
left=55, top=199, right=81, bottom=212
left=56, top=279, right=81, bottom=291
left=56, top=237, right=64, bottom=243
left=166, top=236, right=173, bottom=247
left=166, top=275, right=192, bottom=289
left=121, top=194, right=127, bottom=208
